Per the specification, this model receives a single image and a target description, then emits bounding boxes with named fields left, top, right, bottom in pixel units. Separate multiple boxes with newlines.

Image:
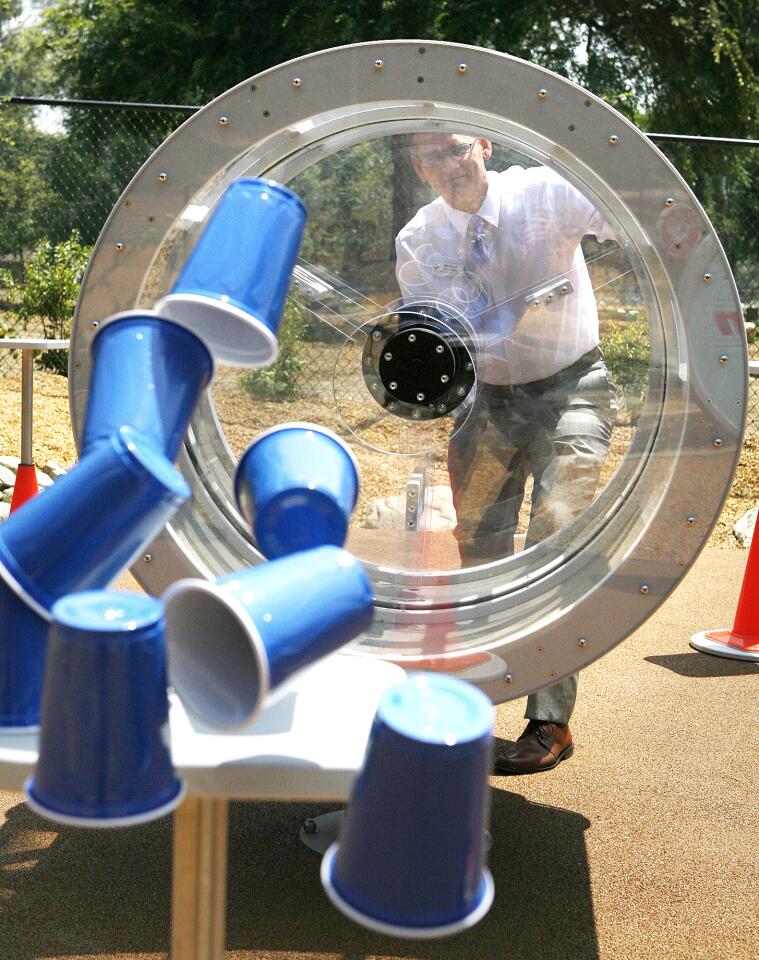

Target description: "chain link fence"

left=1, top=97, right=757, bottom=427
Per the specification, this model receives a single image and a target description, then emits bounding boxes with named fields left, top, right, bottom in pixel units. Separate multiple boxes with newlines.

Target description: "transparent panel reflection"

left=155, top=124, right=656, bottom=576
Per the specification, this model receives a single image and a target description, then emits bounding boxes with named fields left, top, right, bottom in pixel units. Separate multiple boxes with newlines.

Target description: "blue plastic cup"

left=235, top=423, right=360, bottom=559
left=24, top=590, right=185, bottom=827
left=155, top=177, right=307, bottom=367
left=0, top=567, right=51, bottom=731
left=0, top=426, right=189, bottom=615
left=82, top=310, right=214, bottom=460
left=321, top=672, right=495, bottom=939
left=163, top=546, right=374, bottom=729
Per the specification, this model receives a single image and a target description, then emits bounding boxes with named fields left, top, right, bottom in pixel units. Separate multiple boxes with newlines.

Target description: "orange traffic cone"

left=690, top=514, right=759, bottom=661
left=9, top=463, right=40, bottom=514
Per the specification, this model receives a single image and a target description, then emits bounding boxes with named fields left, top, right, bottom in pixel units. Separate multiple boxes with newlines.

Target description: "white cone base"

left=24, top=777, right=187, bottom=829
left=689, top=631, right=759, bottom=662
left=300, top=809, right=344, bottom=853
left=321, top=843, right=494, bottom=939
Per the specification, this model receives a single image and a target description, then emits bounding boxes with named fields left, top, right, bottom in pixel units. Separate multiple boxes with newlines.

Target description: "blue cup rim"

left=24, top=776, right=187, bottom=829
left=162, top=578, right=271, bottom=730
left=234, top=422, right=361, bottom=517
left=155, top=294, right=280, bottom=368
left=92, top=307, right=216, bottom=381
left=234, top=176, right=308, bottom=216
left=320, top=842, right=494, bottom=939
left=0, top=554, right=52, bottom=621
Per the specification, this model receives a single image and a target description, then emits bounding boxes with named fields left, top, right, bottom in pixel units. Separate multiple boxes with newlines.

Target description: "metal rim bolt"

left=144, top=553, right=153, bottom=563
left=440, top=374, right=450, bottom=383
left=639, top=584, right=649, bottom=595
left=90, top=320, right=99, bottom=329
left=537, top=89, right=548, bottom=99
left=114, top=242, right=125, bottom=252
left=664, top=197, right=674, bottom=207
left=713, top=438, right=723, bottom=447
left=609, top=134, right=620, bottom=145
left=389, top=381, right=398, bottom=391
left=458, top=63, right=469, bottom=73
left=703, top=273, right=712, bottom=283
left=158, top=172, right=168, bottom=183
left=436, top=344, right=444, bottom=354
left=291, top=77, right=303, bottom=88
left=408, top=333, right=416, bottom=343
left=719, top=355, right=728, bottom=364
left=374, top=59, right=384, bottom=70
left=372, top=330, right=381, bottom=341
left=505, top=673, right=513, bottom=684
left=686, top=516, right=696, bottom=526
left=218, top=115, right=230, bottom=126
left=578, top=637, right=587, bottom=647
left=383, top=352, right=392, bottom=360
left=416, top=392, right=425, bottom=402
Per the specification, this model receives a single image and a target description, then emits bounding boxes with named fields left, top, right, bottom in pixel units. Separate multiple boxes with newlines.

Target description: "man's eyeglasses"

left=414, top=139, right=478, bottom=170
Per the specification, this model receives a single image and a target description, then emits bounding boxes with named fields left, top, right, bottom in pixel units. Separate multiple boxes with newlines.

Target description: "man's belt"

left=482, top=346, right=603, bottom=394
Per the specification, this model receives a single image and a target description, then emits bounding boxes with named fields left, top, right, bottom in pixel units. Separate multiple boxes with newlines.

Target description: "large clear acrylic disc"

left=70, top=42, right=743, bottom=697
left=143, top=125, right=656, bottom=578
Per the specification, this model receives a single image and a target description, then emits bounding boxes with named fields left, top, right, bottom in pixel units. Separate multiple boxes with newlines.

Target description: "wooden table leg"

left=171, top=795, right=229, bottom=960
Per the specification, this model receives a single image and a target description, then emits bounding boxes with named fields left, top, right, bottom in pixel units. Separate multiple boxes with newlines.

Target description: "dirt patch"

left=2, top=368, right=753, bottom=549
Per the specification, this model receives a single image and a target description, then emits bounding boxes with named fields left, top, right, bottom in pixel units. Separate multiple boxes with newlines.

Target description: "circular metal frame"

left=70, top=41, right=746, bottom=703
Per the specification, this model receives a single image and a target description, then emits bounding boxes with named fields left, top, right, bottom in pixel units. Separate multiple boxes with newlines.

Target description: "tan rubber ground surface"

left=0, top=551, right=757, bottom=960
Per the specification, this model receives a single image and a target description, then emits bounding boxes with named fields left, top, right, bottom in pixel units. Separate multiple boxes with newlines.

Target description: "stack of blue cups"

left=0, top=425, right=190, bottom=736
left=1, top=173, right=311, bottom=825
left=14, top=304, right=217, bottom=820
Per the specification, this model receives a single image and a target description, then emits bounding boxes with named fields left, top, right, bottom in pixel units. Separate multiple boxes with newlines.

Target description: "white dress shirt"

left=395, top=167, right=617, bottom=385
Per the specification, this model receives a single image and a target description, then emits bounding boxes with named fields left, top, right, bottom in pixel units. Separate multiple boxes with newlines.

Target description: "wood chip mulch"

left=4, top=370, right=754, bottom=548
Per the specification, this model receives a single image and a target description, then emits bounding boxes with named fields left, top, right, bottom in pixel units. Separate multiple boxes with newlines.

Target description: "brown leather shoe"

left=493, top=720, right=574, bottom=774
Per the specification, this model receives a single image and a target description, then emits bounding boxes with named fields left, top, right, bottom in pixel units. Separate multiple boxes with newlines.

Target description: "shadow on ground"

left=0, top=786, right=598, bottom=960
left=645, top=652, right=759, bottom=678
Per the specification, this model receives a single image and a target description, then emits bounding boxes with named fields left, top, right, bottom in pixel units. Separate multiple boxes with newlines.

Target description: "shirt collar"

left=441, top=170, right=501, bottom=238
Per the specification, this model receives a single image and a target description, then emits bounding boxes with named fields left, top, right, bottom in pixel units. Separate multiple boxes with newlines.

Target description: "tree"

left=0, top=106, right=60, bottom=262
left=23, top=1, right=757, bottom=135
left=8, top=0, right=759, bottom=291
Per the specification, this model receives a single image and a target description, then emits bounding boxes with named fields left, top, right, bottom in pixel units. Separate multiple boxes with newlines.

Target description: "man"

left=395, top=132, right=618, bottom=774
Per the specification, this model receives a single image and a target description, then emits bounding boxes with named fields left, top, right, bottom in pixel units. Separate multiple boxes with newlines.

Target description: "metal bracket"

left=524, top=277, right=574, bottom=306
left=405, top=468, right=426, bottom=533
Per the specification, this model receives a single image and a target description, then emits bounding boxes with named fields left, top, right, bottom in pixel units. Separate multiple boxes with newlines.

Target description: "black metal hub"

left=362, top=305, right=476, bottom=421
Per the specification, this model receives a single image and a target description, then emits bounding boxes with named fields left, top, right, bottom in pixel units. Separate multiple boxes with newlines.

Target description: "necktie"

left=463, top=215, right=491, bottom=320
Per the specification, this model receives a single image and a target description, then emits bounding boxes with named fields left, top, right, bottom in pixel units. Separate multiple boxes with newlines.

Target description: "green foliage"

left=28, top=0, right=759, bottom=140
left=0, top=230, right=91, bottom=375
left=237, top=301, right=305, bottom=400
left=0, top=108, right=61, bottom=260
left=600, top=312, right=650, bottom=424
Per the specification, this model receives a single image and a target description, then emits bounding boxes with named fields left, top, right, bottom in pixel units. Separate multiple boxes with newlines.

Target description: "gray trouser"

left=448, top=350, right=617, bottom=725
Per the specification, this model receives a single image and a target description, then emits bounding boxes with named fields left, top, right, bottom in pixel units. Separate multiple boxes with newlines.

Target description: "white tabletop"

left=0, top=338, right=70, bottom=350
left=0, top=653, right=406, bottom=800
